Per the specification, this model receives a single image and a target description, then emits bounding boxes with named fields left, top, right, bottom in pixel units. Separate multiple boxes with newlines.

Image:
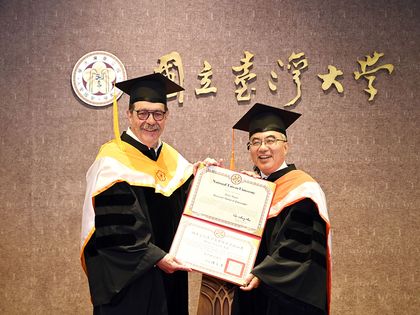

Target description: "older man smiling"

left=231, top=103, right=332, bottom=315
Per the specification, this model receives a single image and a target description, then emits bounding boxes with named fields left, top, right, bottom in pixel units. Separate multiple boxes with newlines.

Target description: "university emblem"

left=156, top=170, right=167, bottom=182
left=71, top=51, right=127, bottom=106
left=230, top=173, right=242, bottom=185
left=214, top=229, right=225, bottom=238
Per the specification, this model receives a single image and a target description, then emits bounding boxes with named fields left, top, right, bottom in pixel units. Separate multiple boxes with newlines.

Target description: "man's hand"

left=193, top=158, right=224, bottom=175
left=239, top=273, right=261, bottom=291
left=156, top=254, right=192, bottom=274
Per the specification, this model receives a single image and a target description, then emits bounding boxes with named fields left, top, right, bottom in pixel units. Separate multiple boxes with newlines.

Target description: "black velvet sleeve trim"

left=95, top=234, right=136, bottom=249
left=278, top=246, right=309, bottom=262
left=95, top=214, right=136, bottom=227
left=278, top=247, right=326, bottom=270
left=95, top=193, right=136, bottom=207
left=284, top=228, right=312, bottom=245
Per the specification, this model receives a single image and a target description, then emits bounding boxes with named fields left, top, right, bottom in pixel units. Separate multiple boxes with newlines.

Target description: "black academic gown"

left=84, top=132, right=193, bottom=315
left=232, top=165, right=328, bottom=315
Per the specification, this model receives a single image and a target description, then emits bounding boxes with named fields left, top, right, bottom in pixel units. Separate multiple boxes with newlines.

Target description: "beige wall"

left=0, top=0, right=419, bottom=314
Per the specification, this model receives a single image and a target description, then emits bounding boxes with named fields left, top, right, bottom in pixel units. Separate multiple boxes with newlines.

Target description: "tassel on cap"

left=230, top=129, right=235, bottom=171
left=113, top=84, right=124, bottom=151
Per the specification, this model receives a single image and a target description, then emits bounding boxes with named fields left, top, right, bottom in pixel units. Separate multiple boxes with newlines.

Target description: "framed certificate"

left=170, top=166, right=275, bottom=285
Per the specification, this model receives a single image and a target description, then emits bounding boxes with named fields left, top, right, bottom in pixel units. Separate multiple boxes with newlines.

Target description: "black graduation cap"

left=232, top=103, right=301, bottom=137
left=115, top=73, right=184, bottom=105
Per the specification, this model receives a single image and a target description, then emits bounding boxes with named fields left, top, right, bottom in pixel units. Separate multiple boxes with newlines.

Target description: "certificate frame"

left=170, top=166, right=275, bottom=285
left=183, top=166, right=275, bottom=236
left=170, top=216, right=259, bottom=285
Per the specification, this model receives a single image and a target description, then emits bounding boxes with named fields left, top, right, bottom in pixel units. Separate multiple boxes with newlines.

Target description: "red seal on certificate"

left=225, top=258, right=245, bottom=277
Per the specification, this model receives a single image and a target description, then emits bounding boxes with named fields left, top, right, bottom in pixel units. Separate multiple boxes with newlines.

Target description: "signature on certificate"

left=233, top=213, right=251, bottom=222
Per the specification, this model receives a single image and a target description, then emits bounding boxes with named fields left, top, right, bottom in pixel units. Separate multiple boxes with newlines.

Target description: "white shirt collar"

left=260, top=161, right=288, bottom=179
left=126, top=127, right=162, bottom=152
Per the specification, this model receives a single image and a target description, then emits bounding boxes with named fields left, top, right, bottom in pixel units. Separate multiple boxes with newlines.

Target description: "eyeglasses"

left=247, top=137, right=286, bottom=150
left=133, top=110, right=166, bottom=121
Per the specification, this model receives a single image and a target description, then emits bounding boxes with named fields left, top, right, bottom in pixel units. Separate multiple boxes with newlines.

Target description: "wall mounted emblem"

left=71, top=51, right=127, bottom=107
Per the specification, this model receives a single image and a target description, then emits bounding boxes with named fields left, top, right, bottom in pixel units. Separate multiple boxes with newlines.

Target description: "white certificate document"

left=170, top=166, right=275, bottom=285
left=170, top=216, right=259, bottom=286
left=183, top=166, right=275, bottom=236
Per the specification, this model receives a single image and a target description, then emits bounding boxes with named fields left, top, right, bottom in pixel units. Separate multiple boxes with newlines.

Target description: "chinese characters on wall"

left=353, top=52, right=394, bottom=101
left=150, top=50, right=394, bottom=106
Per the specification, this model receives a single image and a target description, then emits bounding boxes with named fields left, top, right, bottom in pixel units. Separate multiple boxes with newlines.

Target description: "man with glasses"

left=81, top=73, right=195, bottom=314
left=231, top=103, right=331, bottom=315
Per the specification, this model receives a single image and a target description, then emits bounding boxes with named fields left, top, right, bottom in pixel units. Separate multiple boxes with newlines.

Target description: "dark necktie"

left=149, top=148, right=157, bottom=161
